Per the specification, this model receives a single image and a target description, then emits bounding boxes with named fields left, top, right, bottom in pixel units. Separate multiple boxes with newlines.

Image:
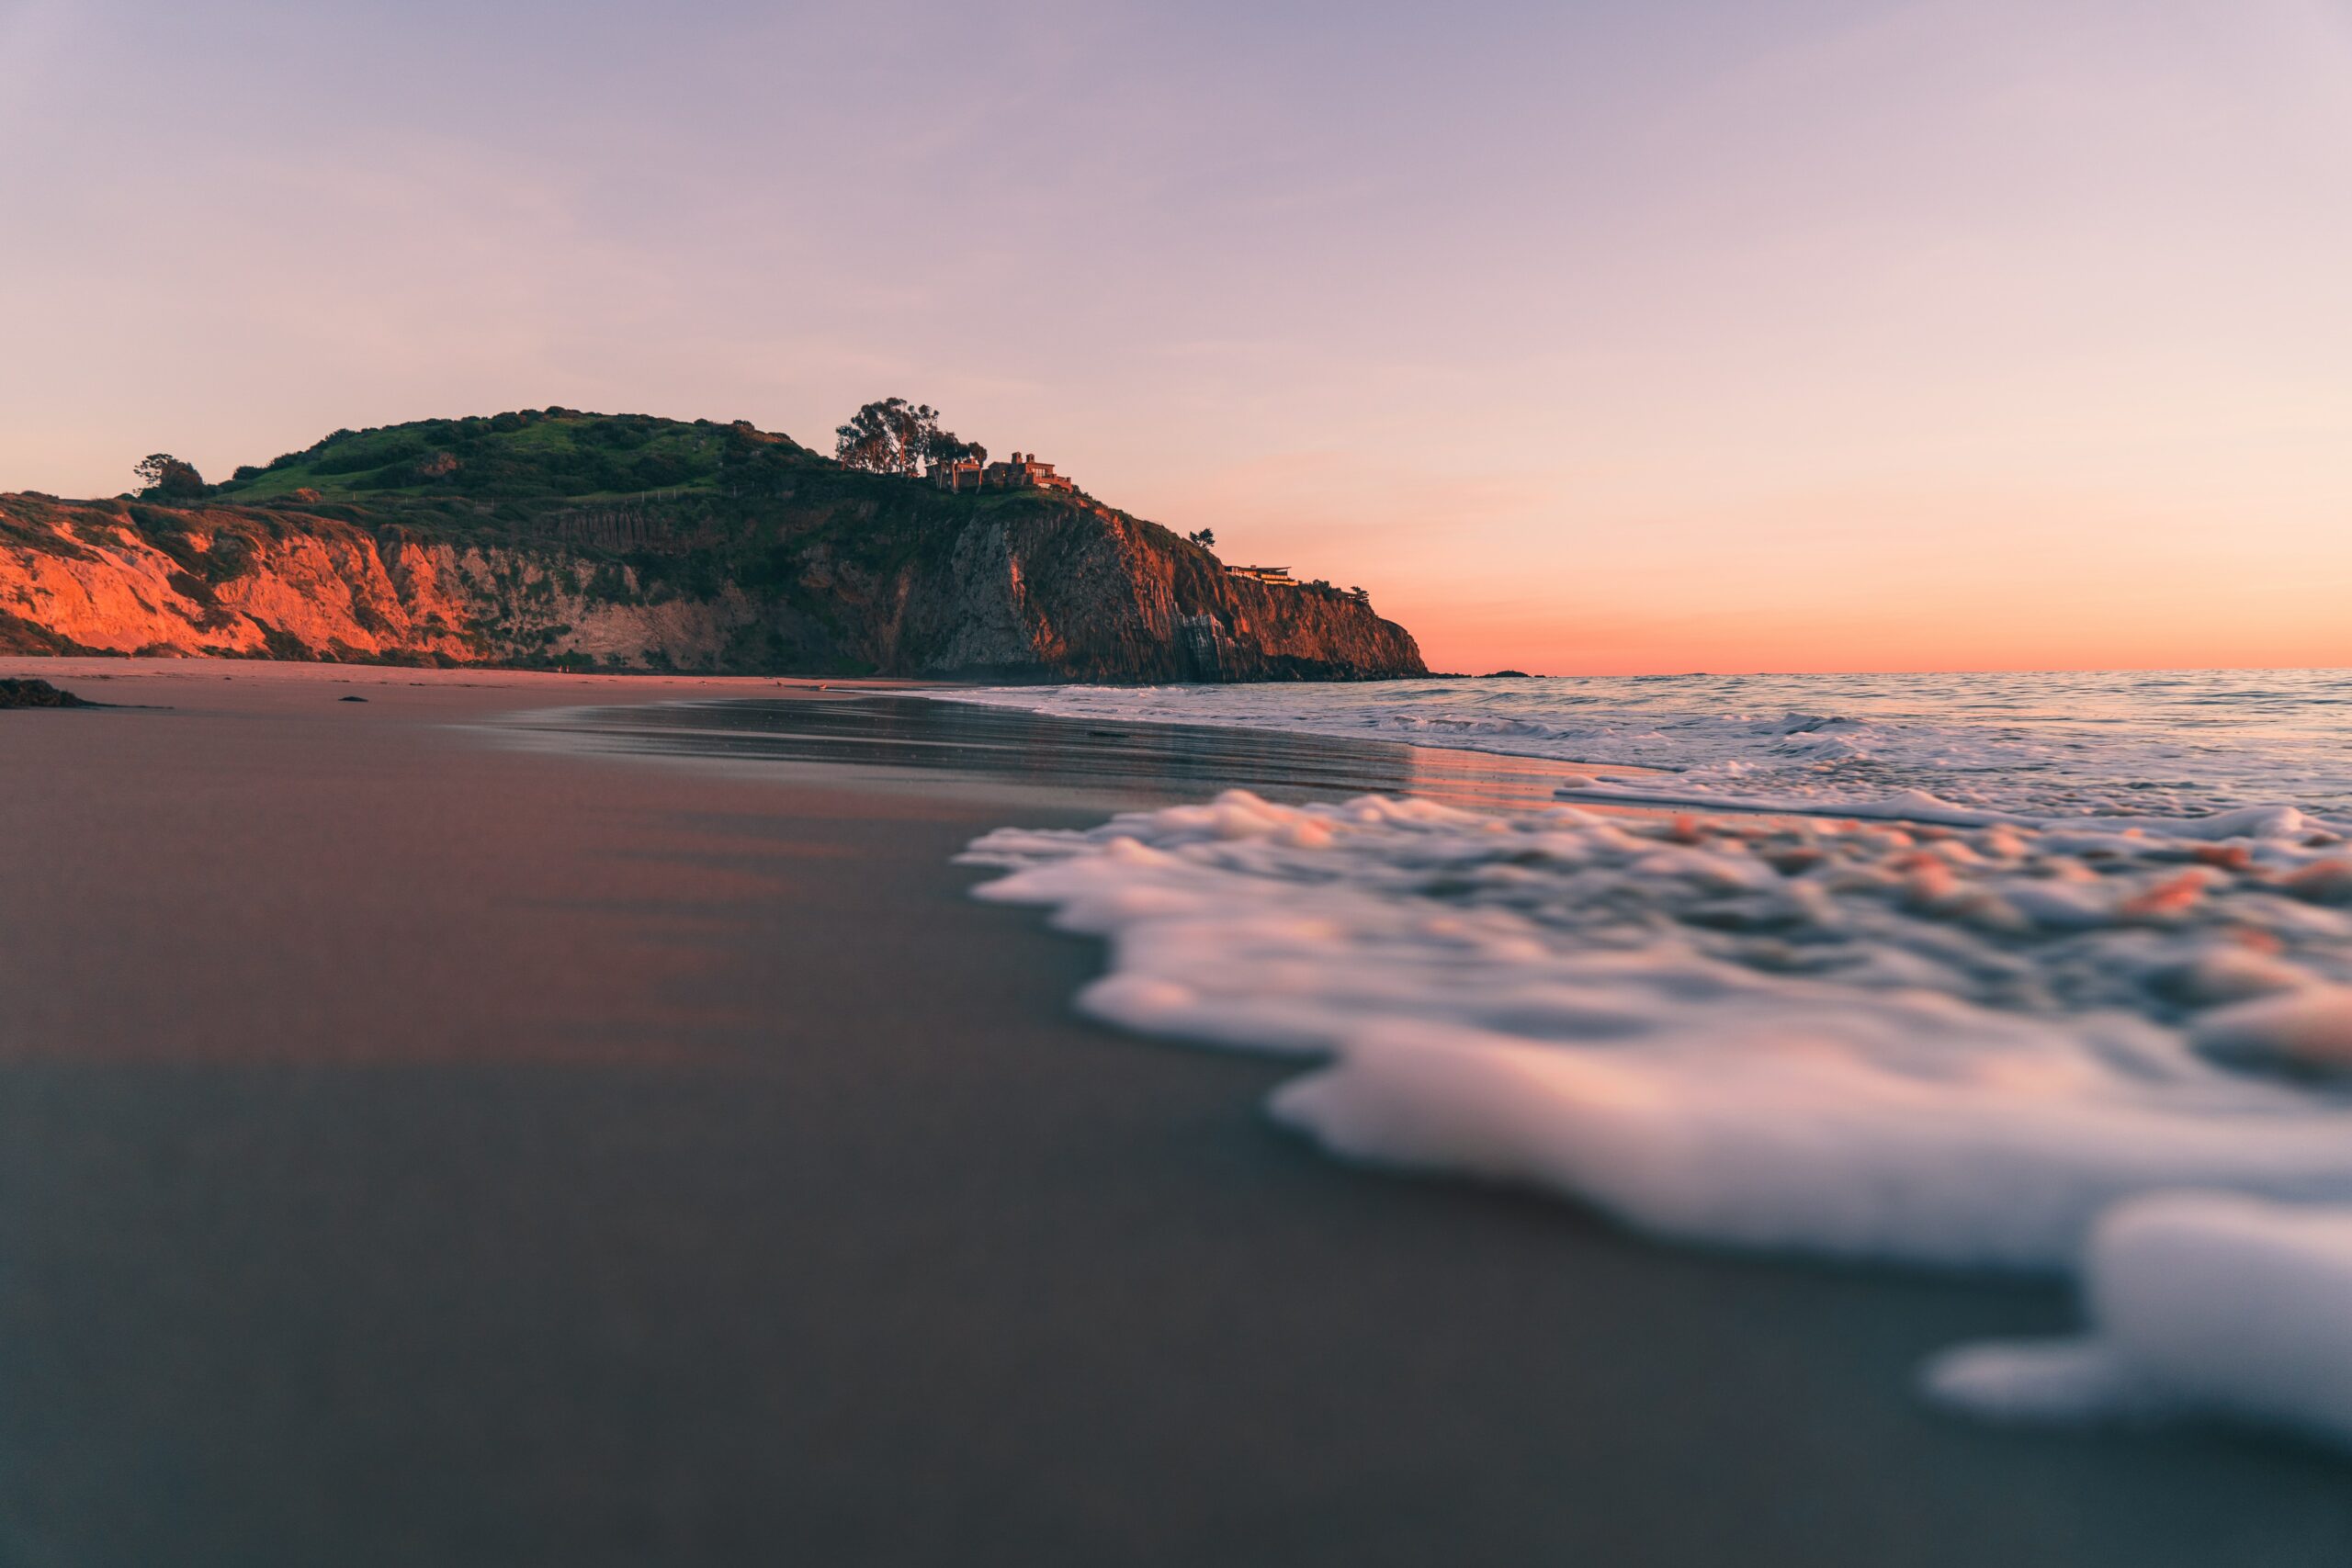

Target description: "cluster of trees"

left=833, top=399, right=986, bottom=477
left=831, top=402, right=1250, bottom=566
left=132, top=453, right=208, bottom=500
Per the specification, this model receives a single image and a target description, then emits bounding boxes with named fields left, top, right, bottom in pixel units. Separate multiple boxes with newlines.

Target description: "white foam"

left=2189, top=987, right=2352, bottom=1074
left=966, top=788, right=2352, bottom=1455
left=1927, top=1193, right=2352, bottom=1451
left=1553, top=780, right=2021, bottom=827
left=1547, top=785, right=2335, bottom=844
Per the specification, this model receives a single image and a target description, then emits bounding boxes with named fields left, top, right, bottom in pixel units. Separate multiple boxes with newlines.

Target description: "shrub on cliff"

left=132, top=453, right=207, bottom=500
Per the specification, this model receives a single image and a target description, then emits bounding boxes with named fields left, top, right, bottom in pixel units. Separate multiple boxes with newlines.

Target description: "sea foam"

left=1927, top=1193, right=2352, bottom=1449
left=964, top=788, right=2352, bottom=1454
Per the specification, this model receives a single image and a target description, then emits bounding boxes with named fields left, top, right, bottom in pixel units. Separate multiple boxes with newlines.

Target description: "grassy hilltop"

left=181, top=407, right=1159, bottom=614
left=214, top=408, right=815, bottom=513
left=192, top=407, right=1190, bottom=592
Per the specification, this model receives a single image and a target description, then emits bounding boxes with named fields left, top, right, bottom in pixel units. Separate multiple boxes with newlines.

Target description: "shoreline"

left=4, top=658, right=2348, bottom=1565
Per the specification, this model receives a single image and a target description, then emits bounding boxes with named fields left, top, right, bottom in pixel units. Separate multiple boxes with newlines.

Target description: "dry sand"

left=2, top=658, right=2348, bottom=1567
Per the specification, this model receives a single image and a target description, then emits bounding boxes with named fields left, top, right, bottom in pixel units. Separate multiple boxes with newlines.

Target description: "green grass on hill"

left=211, top=408, right=819, bottom=512
left=172, top=406, right=1209, bottom=607
left=191, top=405, right=1193, bottom=559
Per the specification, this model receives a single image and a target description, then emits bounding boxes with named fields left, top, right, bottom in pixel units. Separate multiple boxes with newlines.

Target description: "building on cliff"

left=1225, top=564, right=1297, bottom=587
left=933, top=452, right=1077, bottom=494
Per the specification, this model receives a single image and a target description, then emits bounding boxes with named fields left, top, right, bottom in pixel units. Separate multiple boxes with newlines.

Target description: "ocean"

left=942, top=671, right=2352, bottom=1455
left=939, top=669, right=2352, bottom=827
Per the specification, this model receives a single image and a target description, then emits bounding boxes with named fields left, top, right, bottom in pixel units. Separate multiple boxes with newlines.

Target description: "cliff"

left=0, top=411, right=1425, bottom=682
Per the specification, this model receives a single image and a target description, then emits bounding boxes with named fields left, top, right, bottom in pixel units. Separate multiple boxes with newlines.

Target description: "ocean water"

left=939, top=669, right=2352, bottom=828
left=944, top=671, right=2352, bottom=1455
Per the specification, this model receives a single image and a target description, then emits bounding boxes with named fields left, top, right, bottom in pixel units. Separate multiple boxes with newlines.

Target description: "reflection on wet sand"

left=502, top=694, right=1591, bottom=812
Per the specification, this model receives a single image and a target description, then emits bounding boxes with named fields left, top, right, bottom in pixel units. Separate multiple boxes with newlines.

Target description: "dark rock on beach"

left=0, top=677, right=91, bottom=708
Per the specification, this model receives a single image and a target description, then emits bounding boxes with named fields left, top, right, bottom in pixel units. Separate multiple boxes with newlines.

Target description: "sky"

left=3, top=0, right=2348, bottom=675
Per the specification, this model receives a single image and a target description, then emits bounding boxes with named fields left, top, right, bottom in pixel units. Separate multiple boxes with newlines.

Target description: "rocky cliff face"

left=0, top=492, right=1425, bottom=682
left=894, top=505, right=1421, bottom=681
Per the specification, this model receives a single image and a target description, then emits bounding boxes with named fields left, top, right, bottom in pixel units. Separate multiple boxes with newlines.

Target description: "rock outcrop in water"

left=0, top=411, right=1424, bottom=682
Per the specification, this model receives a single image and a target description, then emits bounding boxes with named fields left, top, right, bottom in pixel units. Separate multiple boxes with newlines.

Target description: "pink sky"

left=4, top=0, right=2348, bottom=675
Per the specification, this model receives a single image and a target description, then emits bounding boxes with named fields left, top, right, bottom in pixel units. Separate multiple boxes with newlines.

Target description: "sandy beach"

left=3, top=658, right=2348, bottom=1567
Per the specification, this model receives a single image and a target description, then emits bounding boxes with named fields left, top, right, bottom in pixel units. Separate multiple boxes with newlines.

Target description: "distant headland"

left=0, top=404, right=1424, bottom=682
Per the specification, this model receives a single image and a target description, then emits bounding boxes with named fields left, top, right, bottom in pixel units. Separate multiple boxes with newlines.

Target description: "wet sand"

left=2, top=658, right=2347, bottom=1567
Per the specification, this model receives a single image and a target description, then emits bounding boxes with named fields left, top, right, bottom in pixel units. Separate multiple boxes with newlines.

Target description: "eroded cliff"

left=0, top=428, right=1424, bottom=682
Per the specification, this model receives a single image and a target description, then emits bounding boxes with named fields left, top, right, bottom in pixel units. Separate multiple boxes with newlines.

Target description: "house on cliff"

left=933, top=451, right=1078, bottom=494
left=1224, top=565, right=1371, bottom=603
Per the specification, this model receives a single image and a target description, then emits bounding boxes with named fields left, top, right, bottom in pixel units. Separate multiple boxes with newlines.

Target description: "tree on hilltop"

left=132, top=453, right=208, bottom=499
left=928, top=432, right=988, bottom=469
left=1185, top=528, right=1216, bottom=551
left=834, top=399, right=982, bottom=477
left=834, top=400, right=922, bottom=473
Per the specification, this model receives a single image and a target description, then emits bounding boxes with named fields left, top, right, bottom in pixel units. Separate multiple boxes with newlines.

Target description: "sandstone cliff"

left=0, top=414, right=1423, bottom=682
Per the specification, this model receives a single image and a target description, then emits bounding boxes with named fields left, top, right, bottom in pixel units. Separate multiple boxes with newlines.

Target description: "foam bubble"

left=2189, top=987, right=2352, bottom=1075
left=1928, top=1193, right=2352, bottom=1451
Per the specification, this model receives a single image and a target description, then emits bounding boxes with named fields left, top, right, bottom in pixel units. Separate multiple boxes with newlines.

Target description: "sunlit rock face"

left=0, top=488, right=1423, bottom=682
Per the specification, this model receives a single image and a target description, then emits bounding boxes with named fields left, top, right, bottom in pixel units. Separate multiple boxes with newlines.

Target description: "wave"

left=964, top=788, right=2352, bottom=1456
